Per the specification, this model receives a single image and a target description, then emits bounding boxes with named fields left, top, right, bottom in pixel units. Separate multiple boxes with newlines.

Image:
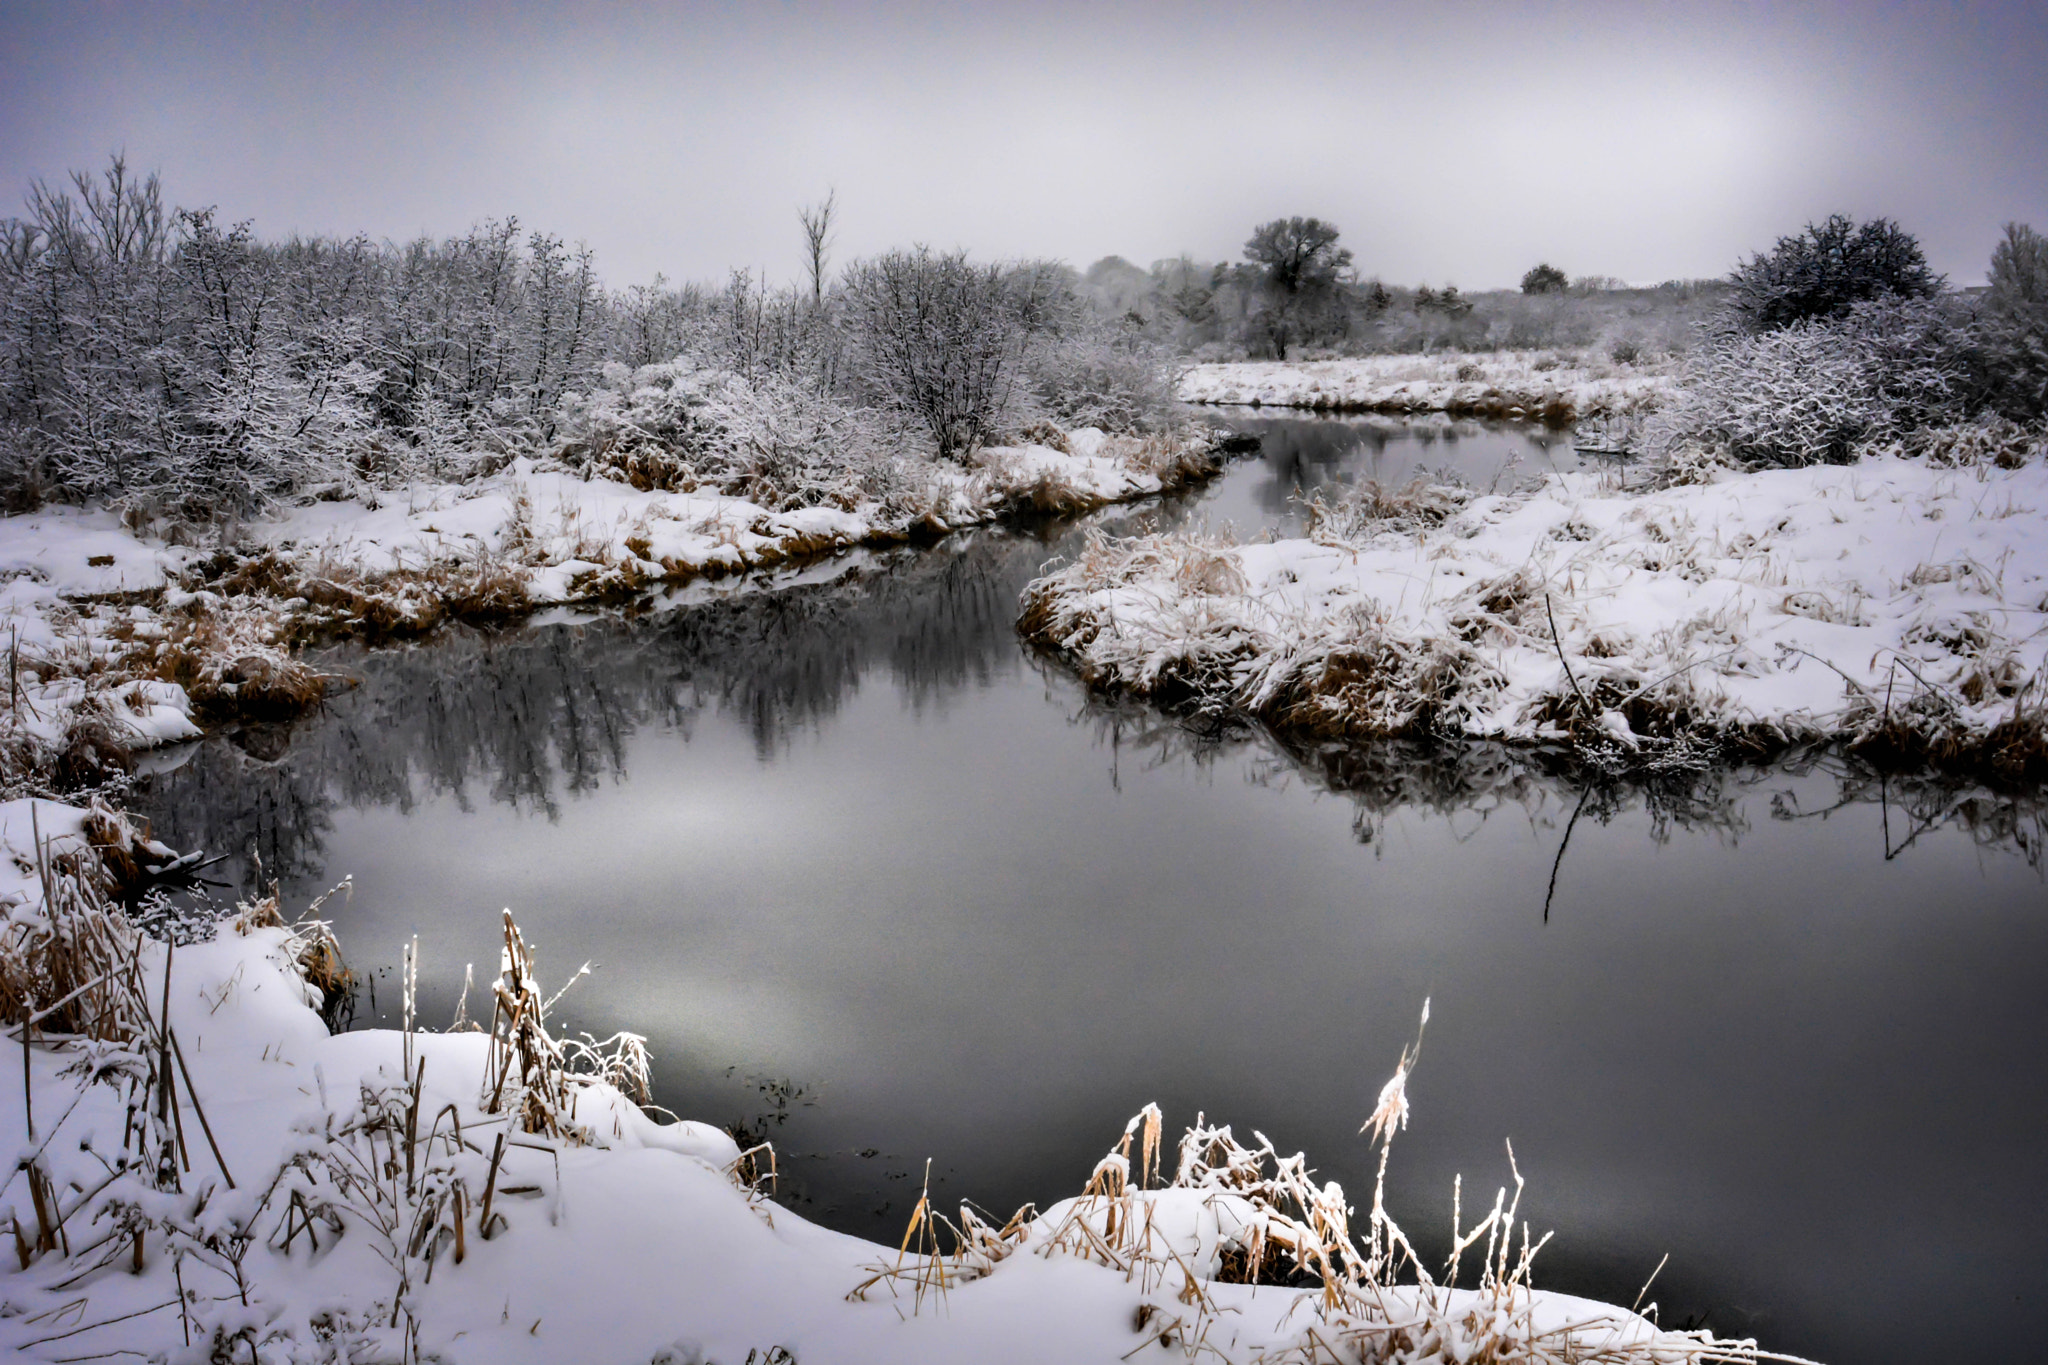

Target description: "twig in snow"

left=169, top=1028, right=235, bottom=1188
left=1545, top=593, right=1592, bottom=720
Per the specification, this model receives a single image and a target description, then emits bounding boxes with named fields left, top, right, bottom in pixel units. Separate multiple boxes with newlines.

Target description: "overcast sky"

left=3, top=1, right=2044, bottom=290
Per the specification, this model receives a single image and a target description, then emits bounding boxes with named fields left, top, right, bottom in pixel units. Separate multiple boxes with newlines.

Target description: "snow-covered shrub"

left=1018, top=325, right=1180, bottom=435
left=1648, top=297, right=1972, bottom=467
left=557, top=359, right=916, bottom=512
left=554, top=360, right=730, bottom=490
left=680, top=269, right=839, bottom=386
left=0, top=161, right=628, bottom=519
left=1727, top=213, right=1942, bottom=333
left=699, top=368, right=908, bottom=511
left=1877, top=414, right=2045, bottom=469
left=1648, top=325, right=1875, bottom=466
left=843, top=248, right=1050, bottom=459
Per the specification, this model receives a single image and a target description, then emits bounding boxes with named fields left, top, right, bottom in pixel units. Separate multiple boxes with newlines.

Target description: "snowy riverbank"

left=1021, top=451, right=2048, bottom=781
left=1177, top=351, right=1675, bottom=421
left=0, top=798, right=1782, bottom=1364
left=0, top=427, right=1215, bottom=794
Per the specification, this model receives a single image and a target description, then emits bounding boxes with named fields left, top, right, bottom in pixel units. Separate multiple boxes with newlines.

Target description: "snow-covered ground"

left=1021, top=453, right=2048, bottom=778
left=0, top=799, right=1772, bottom=1363
left=0, top=429, right=1211, bottom=794
left=1177, top=351, right=1675, bottom=421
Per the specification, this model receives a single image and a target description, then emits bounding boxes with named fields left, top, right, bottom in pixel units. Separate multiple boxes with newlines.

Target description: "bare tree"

left=843, top=247, right=1032, bottom=460
left=798, top=190, right=837, bottom=306
left=1240, top=216, right=1352, bottom=358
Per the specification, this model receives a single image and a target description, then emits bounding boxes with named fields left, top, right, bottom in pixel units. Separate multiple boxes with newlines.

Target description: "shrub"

left=842, top=248, right=1044, bottom=460
left=556, top=359, right=912, bottom=511
left=699, top=369, right=906, bottom=511
left=1648, top=296, right=1971, bottom=467
left=1018, top=324, right=1180, bottom=435
left=1520, top=263, right=1568, bottom=295
left=553, top=359, right=730, bottom=489
left=1727, top=213, right=1942, bottom=332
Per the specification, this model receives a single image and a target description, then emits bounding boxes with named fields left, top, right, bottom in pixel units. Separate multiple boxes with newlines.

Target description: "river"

left=133, top=415, right=2046, bottom=1365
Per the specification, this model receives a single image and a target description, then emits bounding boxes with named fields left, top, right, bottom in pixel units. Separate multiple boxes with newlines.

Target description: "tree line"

left=1077, top=219, right=1727, bottom=362
left=6, top=157, right=2041, bottom=519
left=0, top=159, right=1177, bottom=523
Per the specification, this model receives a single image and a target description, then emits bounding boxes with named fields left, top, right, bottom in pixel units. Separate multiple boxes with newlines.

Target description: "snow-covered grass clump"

left=1177, top=350, right=1675, bottom=422
left=1021, top=447, right=2048, bottom=782
left=0, top=807, right=1792, bottom=1364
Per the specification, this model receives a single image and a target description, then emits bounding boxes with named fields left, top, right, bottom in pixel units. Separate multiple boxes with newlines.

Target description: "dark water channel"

left=134, top=418, right=2046, bottom=1365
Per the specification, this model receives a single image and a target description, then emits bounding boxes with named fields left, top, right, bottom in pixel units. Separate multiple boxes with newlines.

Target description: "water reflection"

left=135, top=527, right=1075, bottom=882
left=1193, top=414, right=1580, bottom=533
left=140, top=518, right=2041, bottom=897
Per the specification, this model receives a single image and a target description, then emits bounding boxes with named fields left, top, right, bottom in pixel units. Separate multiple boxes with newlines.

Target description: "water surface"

left=135, top=418, right=2046, bottom=1365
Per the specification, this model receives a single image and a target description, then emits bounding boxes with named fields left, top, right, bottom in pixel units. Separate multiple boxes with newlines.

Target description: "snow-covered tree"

left=843, top=248, right=1044, bottom=459
left=1727, top=214, right=1942, bottom=333
left=1980, top=222, right=2048, bottom=420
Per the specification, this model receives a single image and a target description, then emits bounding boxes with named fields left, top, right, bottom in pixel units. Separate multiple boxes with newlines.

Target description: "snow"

left=0, top=506, right=200, bottom=599
left=2, top=432, right=1197, bottom=612
left=253, top=437, right=1189, bottom=601
left=1022, top=453, right=2048, bottom=767
left=0, top=428, right=1211, bottom=794
left=0, top=800, right=1737, bottom=1363
left=0, top=571, right=204, bottom=770
left=1177, top=351, right=1675, bottom=420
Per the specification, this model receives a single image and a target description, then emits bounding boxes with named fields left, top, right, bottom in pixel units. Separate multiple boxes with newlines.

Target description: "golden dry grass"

left=849, top=1002, right=1808, bottom=1364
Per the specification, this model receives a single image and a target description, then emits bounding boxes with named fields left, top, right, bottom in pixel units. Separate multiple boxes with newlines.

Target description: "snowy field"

left=1021, top=452, right=2048, bottom=778
left=0, top=798, right=1774, bottom=1364
left=1177, top=351, right=1676, bottom=421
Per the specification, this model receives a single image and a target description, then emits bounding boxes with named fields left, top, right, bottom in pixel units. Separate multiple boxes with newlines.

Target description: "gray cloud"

left=2, top=0, right=2043, bottom=288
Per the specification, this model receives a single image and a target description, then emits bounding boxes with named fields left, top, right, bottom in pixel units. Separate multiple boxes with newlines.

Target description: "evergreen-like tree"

left=1728, top=214, right=1941, bottom=332
left=1980, top=222, right=2048, bottom=420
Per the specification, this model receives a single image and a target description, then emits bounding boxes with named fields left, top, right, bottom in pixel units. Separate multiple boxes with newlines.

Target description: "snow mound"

left=1022, top=455, right=2048, bottom=779
left=1178, top=351, right=1675, bottom=421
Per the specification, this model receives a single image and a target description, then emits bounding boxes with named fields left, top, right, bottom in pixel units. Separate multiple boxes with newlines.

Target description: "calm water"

left=135, top=419, right=2046, bottom=1365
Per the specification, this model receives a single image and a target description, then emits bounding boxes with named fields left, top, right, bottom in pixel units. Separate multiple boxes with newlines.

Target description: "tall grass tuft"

left=849, top=1000, right=1809, bottom=1363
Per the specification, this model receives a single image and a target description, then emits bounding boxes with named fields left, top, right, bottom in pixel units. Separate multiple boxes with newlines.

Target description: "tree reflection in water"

left=133, top=507, right=2043, bottom=897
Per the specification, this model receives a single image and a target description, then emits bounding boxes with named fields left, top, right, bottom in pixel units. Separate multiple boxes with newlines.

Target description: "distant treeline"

left=1077, top=236, right=1729, bottom=363
left=6, top=160, right=2041, bottom=518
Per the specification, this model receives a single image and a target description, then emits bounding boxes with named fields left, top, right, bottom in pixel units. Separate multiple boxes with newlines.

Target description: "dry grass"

left=480, top=909, right=654, bottom=1145
left=233, top=877, right=357, bottom=1023
left=1021, top=487, right=2048, bottom=786
left=850, top=1002, right=1806, bottom=1364
left=1126, top=430, right=1226, bottom=488
left=1004, top=469, right=1099, bottom=518
left=201, top=547, right=534, bottom=642
left=1306, top=480, right=1474, bottom=545
left=0, top=870, right=706, bottom=1353
left=0, top=809, right=154, bottom=1044
left=145, top=600, right=331, bottom=716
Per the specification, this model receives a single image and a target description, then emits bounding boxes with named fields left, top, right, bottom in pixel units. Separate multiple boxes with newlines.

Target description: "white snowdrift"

left=0, top=800, right=1766, bottom=1364
left=1177, top=351, right=1675, bottom=420
left=1022, top=455, right=2048, bottom=774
